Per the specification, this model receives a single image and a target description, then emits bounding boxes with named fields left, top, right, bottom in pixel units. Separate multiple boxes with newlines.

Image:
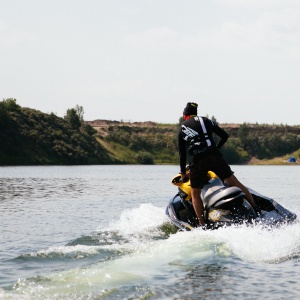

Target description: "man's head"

left=183, top=102, right=198, bottom=120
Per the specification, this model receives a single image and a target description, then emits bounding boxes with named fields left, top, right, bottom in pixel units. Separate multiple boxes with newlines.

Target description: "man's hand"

left=181, top=173, right=189, bottom=183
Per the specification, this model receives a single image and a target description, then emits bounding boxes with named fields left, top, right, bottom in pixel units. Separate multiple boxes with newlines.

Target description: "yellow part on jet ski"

left=207, top=171, right=218, bottom=179
left=171, top=171, right=218, bottom=201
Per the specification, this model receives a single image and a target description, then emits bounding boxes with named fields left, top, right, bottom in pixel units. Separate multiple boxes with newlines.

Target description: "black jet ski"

left=166, top=172, right=297, bottom=231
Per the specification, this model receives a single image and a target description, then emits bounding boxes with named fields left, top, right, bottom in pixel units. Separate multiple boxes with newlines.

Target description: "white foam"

left=106, top=203, right=168, bottom=234
left=25, top=245, right=102, bottom=259
left=203, top=221, right=300, bottom=263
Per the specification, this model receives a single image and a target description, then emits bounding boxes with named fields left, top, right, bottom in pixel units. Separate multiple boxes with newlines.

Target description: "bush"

left=221, top=138, right=250, bottom=164
left=135, top=151, right=154, bottom=164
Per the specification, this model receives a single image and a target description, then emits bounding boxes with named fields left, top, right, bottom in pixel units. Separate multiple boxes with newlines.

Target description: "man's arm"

left=211, top=122, right=229, bottom=149
left=178, top=130, right=187, bottom=174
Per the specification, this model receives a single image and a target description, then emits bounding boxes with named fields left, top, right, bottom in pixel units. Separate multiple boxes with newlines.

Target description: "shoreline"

left=247, top=157, right=299, bottom=165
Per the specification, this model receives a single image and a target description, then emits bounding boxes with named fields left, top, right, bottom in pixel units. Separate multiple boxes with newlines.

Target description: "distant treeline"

left=92, top=120, right=300, bottom=165
left=223, top=123, right=300, bottom=163
left=1, top=98, right=300, bottom=166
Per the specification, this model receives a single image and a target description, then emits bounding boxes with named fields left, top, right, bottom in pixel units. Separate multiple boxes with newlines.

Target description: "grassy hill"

left=87, top=120, right=300, bottom=165
left=0, top=99, right=113, bottom=165
left=87, top=120, right=178, bottom=164
left=1, top=99, right=300, bottom=166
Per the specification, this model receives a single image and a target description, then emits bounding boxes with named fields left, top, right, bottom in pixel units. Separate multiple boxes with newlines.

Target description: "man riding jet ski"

left=166, top=171, right=297, bottom=231
left=178, top=102, right=258, bottom=227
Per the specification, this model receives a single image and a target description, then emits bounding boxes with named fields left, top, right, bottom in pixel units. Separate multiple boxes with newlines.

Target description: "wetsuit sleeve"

left=211, top=122, right=229, bottom=149
left=178, top=128, right=187, bottom=174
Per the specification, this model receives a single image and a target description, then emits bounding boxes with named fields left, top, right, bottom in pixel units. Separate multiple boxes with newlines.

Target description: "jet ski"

left=166, top=172, right=297, bottom=231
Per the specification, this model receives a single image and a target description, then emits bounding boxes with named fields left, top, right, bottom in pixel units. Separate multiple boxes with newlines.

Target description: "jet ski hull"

left=166, top=189, right=297, bottom=231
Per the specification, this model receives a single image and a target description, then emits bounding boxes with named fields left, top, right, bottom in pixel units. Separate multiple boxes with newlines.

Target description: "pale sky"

left=1, top=0, right=300, bottom=124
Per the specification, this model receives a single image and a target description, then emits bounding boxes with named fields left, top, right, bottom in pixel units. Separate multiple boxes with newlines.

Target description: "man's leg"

left=224, top=174, right=257, bottom=208
left=191, top=187, right=205, bottom=226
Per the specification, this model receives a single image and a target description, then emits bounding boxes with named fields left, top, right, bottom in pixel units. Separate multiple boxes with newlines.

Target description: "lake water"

left=1, top=165, right=300, bottom=299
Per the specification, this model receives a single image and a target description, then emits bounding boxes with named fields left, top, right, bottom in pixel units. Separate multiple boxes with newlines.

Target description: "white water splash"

left=208, top=221, right=300, bottom=263
left=105, top=203, right=168, bottom=234
left=21, top=245, right=103, bottom=259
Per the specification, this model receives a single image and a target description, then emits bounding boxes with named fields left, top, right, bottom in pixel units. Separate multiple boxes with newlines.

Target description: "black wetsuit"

left=178, top=116, right=232, bottom=188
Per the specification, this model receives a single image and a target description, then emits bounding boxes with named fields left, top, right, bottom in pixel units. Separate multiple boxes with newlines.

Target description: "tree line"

left=221, top=123, right=300, bottom=163
left=1, top=98, right=300, bottom=165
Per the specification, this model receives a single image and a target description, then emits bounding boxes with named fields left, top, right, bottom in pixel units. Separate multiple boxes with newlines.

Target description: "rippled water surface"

left=1, top=165, right=300, bottom=299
